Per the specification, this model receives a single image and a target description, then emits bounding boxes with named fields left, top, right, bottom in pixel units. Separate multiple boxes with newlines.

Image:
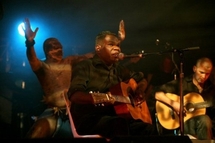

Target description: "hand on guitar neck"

left=90, top=91, right=116, bottom=106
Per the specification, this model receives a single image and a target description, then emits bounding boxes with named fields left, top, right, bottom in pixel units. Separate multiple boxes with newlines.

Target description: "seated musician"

left=68, top=20, right=158, bottom=140
left=154, top=57, right=215, bottom=140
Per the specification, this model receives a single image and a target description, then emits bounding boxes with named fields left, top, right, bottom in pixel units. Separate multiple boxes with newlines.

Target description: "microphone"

left=118, top=53, right=143, bottom=60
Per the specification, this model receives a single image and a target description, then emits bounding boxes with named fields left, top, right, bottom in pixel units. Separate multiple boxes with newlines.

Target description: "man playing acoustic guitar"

left=68, top=21, right=158, bottom=140
left=155, top=57, right=215, bottom=140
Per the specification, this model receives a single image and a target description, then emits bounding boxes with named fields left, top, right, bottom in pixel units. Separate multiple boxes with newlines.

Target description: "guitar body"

left=156, top=92, right=206, bottom=130
left=110, top=78, right=152, bottom=124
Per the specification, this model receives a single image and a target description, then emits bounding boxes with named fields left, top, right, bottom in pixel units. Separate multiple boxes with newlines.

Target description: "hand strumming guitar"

left=171, top=100, right=181, bottom=114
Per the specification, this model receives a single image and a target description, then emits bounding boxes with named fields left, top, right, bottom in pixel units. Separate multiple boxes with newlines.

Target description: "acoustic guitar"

left=156, top=92, right=210, bottom=130
left=89, top=78, right=152, bottom=124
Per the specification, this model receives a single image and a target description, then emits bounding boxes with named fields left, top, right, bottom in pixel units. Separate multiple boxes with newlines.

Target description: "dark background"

left=0, top=0, right=215, bottom=138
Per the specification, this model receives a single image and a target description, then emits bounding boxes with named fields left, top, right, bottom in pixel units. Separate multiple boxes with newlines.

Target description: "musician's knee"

left=197, top=115, right=212, bottom=128
left=25, top=117, right=56, bottom=138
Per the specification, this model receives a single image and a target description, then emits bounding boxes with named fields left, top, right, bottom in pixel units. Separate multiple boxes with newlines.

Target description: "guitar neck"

left=194, top=101, right=211, bottom=109
left=112, top=95, right=131, bottom=104
left=90, top=92, right=132, bottom=105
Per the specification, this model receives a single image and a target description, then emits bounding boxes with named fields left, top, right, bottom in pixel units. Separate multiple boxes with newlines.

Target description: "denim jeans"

left=184, top=115, right=212, bottom=140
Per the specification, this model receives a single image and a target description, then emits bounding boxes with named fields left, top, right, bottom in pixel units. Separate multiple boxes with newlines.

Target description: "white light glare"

left=18, top=23, right=25, bottom=36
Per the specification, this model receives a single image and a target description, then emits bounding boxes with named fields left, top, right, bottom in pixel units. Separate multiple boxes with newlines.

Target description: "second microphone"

left=117, top=53, right=143, bottom=60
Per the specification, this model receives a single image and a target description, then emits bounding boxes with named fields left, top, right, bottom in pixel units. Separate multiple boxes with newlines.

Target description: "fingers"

left=24, top=18, right=31, bottom=28
left=24, top=18, right=38, bottom=31
left=107, top=92, right=112, bottom=97
left=119, top=20, right=124, bottom=30
left=34, top=27, right=39, bottom=34
left=107, top=92, right=115, bottom=104
left=118, top=20, right=125, bottom=41
left=21, top=24, right=25, bottom=31
left=23, top=18, right=39, bottom=39
left=176, top=108, right=187, bottom=116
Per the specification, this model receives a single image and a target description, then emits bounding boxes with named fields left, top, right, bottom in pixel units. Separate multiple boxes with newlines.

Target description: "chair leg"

left=155, top=113, right=163, bottom=135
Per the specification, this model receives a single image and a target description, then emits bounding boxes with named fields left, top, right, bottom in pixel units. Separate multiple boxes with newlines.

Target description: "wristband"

left=25, top=40, right=35, bottom=48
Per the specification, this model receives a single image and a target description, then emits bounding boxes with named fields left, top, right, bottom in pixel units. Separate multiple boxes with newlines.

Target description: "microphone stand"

left=178, top=49, right=185, bottom=136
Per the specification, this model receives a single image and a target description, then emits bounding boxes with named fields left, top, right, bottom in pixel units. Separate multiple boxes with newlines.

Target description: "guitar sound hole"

left=127, top=87, right=144, bottom=107
left=185, top=103, right=195, bottom=112
left=127, top=87, right=135, bottom=107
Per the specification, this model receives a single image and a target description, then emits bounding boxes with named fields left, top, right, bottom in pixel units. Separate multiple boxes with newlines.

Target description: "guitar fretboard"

left=194, top=101, right=211, bottom=109
left=113, top=95, right=131, bottom=104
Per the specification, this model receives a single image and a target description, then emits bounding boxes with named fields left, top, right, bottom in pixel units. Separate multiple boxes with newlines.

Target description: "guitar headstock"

left=89, top=91, right=115, bottom=105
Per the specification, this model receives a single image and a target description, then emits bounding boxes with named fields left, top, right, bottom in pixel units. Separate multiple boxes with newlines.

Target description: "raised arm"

left=23, top=18, right=41, bottom=71
left=67, top=52, right=95, bottom=65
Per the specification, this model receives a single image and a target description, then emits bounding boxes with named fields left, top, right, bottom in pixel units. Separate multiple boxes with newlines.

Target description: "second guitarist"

left=154, top=57, right=215, bottom=140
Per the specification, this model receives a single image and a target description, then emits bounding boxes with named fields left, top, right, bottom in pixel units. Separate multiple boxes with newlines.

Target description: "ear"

left=193, top=66, right=197, bottom=72
left=95, top=45, right=101, bottom=52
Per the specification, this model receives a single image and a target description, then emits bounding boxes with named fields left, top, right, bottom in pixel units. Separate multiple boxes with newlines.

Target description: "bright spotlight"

left=18, top=23, right=25, bottom=36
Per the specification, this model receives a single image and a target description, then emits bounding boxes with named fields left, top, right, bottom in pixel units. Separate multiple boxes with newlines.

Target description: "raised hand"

left=118, top=20, right=125, bottom=41
left=23, top=18, right=39, bottom=41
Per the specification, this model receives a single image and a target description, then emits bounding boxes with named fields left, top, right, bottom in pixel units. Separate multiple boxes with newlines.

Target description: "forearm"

left=70, top=91, right=94, bottom=104
left=83, top=52, right=94, bottom=59
left=26, top=46, right=37, bottom=61
left=26, top=45, right=41, bottom=71
left=68, top=52, right=94, bottom=65
left=155, top=91, right=174, bottom=106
